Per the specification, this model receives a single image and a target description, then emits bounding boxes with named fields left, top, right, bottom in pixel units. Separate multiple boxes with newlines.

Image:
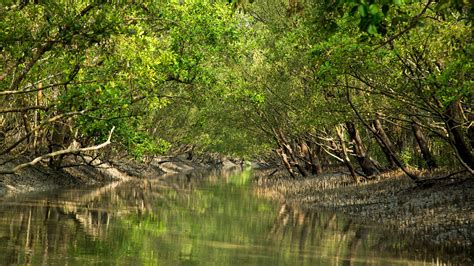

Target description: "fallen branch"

left=0, top=126, right=115, bottom=175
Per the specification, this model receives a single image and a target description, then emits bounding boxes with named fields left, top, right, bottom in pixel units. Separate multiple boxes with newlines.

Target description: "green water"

left=0, top=169, right=465, bottom=265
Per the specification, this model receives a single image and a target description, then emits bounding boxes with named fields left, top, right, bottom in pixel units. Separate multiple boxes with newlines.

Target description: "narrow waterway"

left=0, top=169, right=463, bottom=265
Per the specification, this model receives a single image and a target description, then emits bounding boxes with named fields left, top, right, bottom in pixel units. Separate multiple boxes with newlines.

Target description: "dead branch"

left=0, top=126, right=115, bottom=175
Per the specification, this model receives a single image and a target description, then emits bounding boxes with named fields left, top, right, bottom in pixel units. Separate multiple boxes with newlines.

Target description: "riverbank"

left=0, top=154, right=239, bottom=197
left=254, top=169, right=474, bottom=251
left=0, top=156, right=136, bottom=197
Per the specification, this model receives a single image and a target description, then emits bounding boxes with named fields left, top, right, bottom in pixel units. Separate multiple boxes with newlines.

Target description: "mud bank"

left=0, top=154, right=243, bottom=197
left=254, top=169, right=474, bottom=251
left=0, top=157, right=139, bottom=197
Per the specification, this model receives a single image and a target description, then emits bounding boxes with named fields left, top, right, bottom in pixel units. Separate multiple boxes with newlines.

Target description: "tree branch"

left=0, top=126, right=115, bottom=175
left=345, top=87, right=419, bottom=181
left=0, top=109, right=91, bottom=155
left=0, top=105, right=52, bottom=114
left=373, top=0, right=434, bottom=51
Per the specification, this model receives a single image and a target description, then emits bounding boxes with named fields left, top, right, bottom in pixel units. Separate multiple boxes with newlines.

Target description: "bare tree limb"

left=0, top=126, right=115, bottom=175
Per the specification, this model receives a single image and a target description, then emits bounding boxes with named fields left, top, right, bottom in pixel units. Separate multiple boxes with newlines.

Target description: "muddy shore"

left=253, top=169, right=474, bottom=254
left=0, top=154, right=237, bottom=197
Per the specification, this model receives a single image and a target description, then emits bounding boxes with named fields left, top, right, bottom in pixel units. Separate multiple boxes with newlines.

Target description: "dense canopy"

left=0, top=0, right=472, bottom=181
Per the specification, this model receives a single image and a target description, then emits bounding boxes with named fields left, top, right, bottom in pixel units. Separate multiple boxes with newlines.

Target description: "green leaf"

left=358, top=5, right=368, bottom=17
left=393, top=0, right=403, bottom=6
left=369, top=4, right=380, bottom=15
left=368, top=24, right=378, bottom=34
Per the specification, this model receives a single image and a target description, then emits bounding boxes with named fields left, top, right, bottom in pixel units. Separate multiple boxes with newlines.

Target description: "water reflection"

left=0, top=169, right=467, bottom=265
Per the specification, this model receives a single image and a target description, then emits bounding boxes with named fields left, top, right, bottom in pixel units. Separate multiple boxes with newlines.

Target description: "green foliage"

left=335, top=0, right=472, bottom=35
left=0, top=0, right=471, bottom=171
left=0, top=0, right=244, bottom=160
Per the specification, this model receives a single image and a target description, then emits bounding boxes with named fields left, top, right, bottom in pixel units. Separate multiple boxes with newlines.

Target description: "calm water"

left=0, top=169, right=467, bottom=265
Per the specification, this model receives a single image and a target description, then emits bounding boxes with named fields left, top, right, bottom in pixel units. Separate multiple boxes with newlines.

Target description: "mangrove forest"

left=0, top=0, right=473, bottom=265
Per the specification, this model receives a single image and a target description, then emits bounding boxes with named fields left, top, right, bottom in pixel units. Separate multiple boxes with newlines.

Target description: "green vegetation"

left=0, top=0, right=472, bottom=182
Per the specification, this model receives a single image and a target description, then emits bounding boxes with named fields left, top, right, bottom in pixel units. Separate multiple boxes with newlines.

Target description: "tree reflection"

left=0, top=170, right=460, bottom=265
left=266, top=202, right=455, bottom=265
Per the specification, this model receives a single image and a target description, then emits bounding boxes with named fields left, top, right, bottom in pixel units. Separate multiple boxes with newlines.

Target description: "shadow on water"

left=0, top=168, right=470, bottom=265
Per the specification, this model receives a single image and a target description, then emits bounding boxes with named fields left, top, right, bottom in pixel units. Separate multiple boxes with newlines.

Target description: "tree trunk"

left=48, top=120, right=71, bottom=169
left=33, top=83, right=43, bottom=154
left=468, top=112, right=474, bottom=149
left=371, top=117, right=419, bottom=181
left=411, top=118, right=437, bottom=170
left=336, top=125, right=358, bottom=183
left=372, top=118, right=397, bottom=169
left=271, top=128, right=297, bottom=179
left=445, top=100, right=474, bottom=170
left=277, top=128, right=308, bottom=177
left=298, top=140, right=312, bottom=173
left=307, top=141, right=323, bottom=175
left=276, top=148, right=296, bottom=179
left=284, top=142, right=308, bottom=177
left=345, top=121, right=378, bottom=176
left=346, top=92, right=418, bottom=181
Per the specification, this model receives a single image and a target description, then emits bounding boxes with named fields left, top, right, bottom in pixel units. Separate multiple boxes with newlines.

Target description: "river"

left=0, top=169, right=465, bottom=265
